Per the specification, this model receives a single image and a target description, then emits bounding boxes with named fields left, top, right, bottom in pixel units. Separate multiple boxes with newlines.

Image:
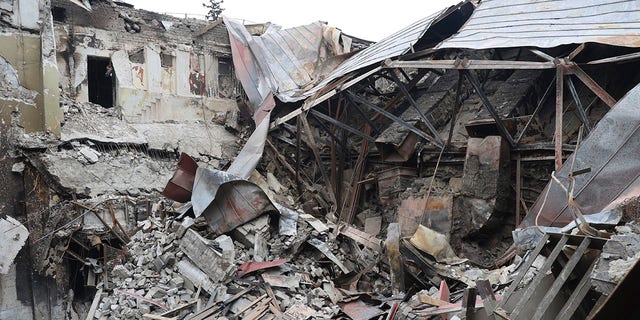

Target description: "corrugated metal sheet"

left=522, top=82, right=640, bottom=228
left=302, top=10, right=444, bottom=97
left=439, top=0, right=640, bottom=49
left=226, top=1, right=474, bottom=117
left=224, top=18, right=352, bottom=110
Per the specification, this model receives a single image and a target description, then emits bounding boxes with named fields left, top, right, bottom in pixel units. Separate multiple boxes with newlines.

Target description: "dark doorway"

left=87, top=57, right=114, bottom=108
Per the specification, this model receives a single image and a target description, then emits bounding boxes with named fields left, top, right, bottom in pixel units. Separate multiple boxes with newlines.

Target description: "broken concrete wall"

left=52, top=0, right=239, bottom=123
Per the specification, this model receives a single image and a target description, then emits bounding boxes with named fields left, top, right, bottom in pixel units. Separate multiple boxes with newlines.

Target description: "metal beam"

left=566, top=75, right=591, bottom=132
left=271, top=66, right=382, bottom=128
left=308, top=111, right=350, bottom=151
left=446, top=71, right=464, bottom=148
left=586, top=51, right=640, bottom=65
left=346, top=91, right=443, bottom=147
left=555, top=66, right=564, bottom=171
left=385, top=59, right=555, bottom=70
left=570, top=64, right=617, bottom=108
left=309, top=109, right=376, bottom=142
left=389, top=71, right=443, bottom=145
left=515, top=77, right=555, bottom=144
left=348, top=99, right=381, bottom=134
left=461, top=70, right=516, bottom=148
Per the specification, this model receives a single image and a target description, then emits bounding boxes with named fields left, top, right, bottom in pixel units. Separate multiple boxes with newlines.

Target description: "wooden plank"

left=477, top=279, right=497, bottom=319
left=462, top=287, right=477, bottom=319
left=498, top=233, right=550, bottom=309
left=338, top=224, right=382, bottom=251
left=85, top=288, right=103, bottom=320
left=554, top=255, right=597, bottom=320
left=510, top=235, right=569, bottom=319
left=531, top=237, right=591, bottom=320
left=418, top=293, right=449, bottom=307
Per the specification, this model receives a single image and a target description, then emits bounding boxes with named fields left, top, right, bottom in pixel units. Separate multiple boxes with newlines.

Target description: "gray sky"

left=124, top=0, right=460, bottom=41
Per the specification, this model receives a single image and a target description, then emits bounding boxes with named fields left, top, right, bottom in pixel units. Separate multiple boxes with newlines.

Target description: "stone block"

left=179, top=229, right=235, bottom=283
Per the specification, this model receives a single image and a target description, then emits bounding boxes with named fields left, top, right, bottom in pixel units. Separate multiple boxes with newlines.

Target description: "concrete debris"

left=0, top=216, right=29, bottom=274
left=5, top=0, right=640, bottom=319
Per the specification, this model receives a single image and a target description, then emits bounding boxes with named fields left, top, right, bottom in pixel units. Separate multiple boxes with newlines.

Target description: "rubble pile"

left=4, top=0, right=640, bottom=319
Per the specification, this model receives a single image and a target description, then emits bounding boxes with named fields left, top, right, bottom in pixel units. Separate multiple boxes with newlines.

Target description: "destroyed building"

left=2, top=0, right=640, bottom=319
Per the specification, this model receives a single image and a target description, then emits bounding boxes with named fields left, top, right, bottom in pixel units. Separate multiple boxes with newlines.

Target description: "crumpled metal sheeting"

left=191, top=167, right=243, bottom=218
left=522, top=83, right=640, bottom=228
left=224, top=17, right=352, bottom=114
left=190, top=165, right=298, bottom=237
left=439, top=0, right=640, bottom=49
left=203, top=179, right=277, bottom=236
left=513, top=208, right=622, bottom=253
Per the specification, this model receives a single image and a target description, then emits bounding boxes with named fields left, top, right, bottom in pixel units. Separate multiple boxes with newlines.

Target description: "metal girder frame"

left=346, top=91, right=443, bottom=148
left=461, top=70, right=517, bottom=148
left=555, top=66, right=565, bottom=170
left=308, top=109, right=376, bottom=142
left=515, top=77, right=555, bottom=144
left=566, top=75, right=592, bottom=132
left=388, top=71, right=444, bottom=145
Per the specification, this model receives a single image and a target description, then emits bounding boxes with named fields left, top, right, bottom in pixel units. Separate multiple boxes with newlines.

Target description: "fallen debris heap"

left=3, top=0, right=640, bottom=319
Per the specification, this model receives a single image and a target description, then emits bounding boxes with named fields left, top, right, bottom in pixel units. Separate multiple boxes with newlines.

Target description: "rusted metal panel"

left=439, top=0, right=640, bottom=49
left=162, top=153, right=198, bottom=203
left=522, top=83, right=640, bottom=228
left=237, top=259, right=288, bottom=277
left=339, top=299, right=385, bottom=320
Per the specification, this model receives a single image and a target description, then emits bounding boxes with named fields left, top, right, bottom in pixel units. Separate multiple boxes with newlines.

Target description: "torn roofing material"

left=269, top=1, right=475, bottom=128
left=522, top=82, right=640, bottom=228
left=224, top=18, right=354, bottom=119
left=302, top=0, right=475, bottom=99
left=226, top=1, right=475, bottom=125
left=439, top=0, right=640, bottom=50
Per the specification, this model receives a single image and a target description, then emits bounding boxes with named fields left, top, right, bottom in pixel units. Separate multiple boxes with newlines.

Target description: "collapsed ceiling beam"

left=461, top=70, right=517, bottom=148
left=568, top=64, right=617, bottom=108
left=270, top=67, right=382, bottom=129
left=515, top=77, right=555, bottom=144
left=349, top=100, right=381, bottom=134
left=555, top=66, right=565, bottom=171
left=346, top=91, right=443, bottom=148
left=566, top=75, right=592, bottom=133
left=388, top=71, right=444, bottom=145
left=309, top=109, right=376, bottom=142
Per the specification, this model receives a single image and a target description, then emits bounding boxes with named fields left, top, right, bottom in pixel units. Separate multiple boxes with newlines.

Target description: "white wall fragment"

left=0, top=216, right=29, bottom=274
